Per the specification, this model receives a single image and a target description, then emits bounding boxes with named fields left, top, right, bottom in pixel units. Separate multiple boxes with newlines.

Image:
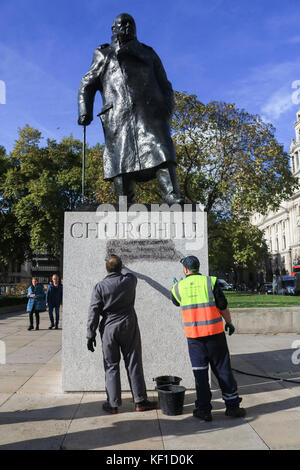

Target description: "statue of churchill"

left=78, top=13, right=184, bottom=205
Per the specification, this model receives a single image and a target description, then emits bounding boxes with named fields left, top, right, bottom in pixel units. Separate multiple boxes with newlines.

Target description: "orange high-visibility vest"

left=171, top=274, right=224, bottom=338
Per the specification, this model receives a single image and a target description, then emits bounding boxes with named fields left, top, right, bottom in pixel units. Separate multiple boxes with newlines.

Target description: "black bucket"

left=153, top=375, right=182, bottom=387
left=157, top=385, right=186, bottom=416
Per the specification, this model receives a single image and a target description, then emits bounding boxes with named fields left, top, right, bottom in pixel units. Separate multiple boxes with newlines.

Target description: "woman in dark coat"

left=26, top=277, right=46, bottom=331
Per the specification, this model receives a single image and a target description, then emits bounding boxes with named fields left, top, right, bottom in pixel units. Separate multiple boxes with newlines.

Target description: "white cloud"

left=284, top=36, right=300, bottom=44
left=261, top=87, right=294, bottom=120
left=226, top=59, right=300, bottom=121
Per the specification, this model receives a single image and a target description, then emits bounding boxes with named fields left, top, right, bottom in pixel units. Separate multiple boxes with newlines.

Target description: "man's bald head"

left=111, top=13, right=136, bottom=44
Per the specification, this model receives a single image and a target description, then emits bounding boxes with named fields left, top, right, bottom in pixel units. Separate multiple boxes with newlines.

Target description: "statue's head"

left=111, top=13, right=136, bottom=44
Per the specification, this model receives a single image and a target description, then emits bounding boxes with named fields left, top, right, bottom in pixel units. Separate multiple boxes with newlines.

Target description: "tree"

left=0, top=145, right=31, bottom=269
left=172, top=92, right=298, bottom=215
left=208, top=213, right=269, bottom=278
left=0, top=125, right=111, bottom=270
left=171, top=92, right=298, bottom=276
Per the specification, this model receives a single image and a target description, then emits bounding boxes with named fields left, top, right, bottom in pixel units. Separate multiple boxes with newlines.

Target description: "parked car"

left=278, top=276, right=295, bottom=296
left=218, top=279, right=233, bottom=291
left=264, top=283, right=273, bottom=295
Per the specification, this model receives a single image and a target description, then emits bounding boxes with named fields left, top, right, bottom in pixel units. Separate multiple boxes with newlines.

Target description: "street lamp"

left=288, top=247, right=292, bottom=275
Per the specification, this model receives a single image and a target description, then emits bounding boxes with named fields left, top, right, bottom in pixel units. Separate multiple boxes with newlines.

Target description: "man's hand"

left=78, top=115, right=92, bottom=126
left=87, top=338, right=96, bottom=352
left=225, top=322, right=235, bottom=336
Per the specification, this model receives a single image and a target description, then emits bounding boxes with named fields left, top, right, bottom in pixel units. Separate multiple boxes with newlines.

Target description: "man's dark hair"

left=106, top=255, right=122, bottom=273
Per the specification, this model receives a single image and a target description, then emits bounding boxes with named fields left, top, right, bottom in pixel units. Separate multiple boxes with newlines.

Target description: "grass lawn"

left=224, top=291, right=300, bottom=309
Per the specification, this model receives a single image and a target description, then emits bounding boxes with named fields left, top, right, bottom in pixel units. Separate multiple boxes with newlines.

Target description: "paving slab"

left=18, top=376, right=62, bottom=395
left=34, top=364, right=61, bottom=377
left=245, top=409, right=300, bottom=450
left=159, top=411, right=268, bottom=450
left=0, top=376, right=32, bottom=393
left=0, top=393, right=83, bottom=450
left=7, top=342, right=61, bottom=364
left=62, top=392, right=164, bottom=450
left=0, top=393, right=13, bottom=407
left=0, top=364, right=40, bottom=377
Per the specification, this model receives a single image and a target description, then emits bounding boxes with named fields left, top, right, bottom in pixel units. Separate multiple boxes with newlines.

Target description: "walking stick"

left=82, top=125, right=86, bottom=203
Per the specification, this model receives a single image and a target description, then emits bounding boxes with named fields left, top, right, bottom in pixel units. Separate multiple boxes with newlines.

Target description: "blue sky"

left=1, top=0, right=300, bottom=154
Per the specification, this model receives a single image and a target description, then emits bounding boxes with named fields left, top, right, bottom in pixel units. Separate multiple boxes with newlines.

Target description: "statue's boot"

left=156, top=164, right=184, bottom=205
left=114, top=174, right=136, bottom=204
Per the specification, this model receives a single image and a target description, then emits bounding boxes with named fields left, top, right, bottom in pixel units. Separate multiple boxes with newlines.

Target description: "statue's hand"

left=78, top=115, right=92, bottom=126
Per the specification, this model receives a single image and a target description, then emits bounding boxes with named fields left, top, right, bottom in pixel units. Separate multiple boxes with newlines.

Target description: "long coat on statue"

left=78, top=38, right=176, bottom=181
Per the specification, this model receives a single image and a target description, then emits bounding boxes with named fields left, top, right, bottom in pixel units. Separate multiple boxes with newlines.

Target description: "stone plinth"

left=62, top=206, right=208, bottom=391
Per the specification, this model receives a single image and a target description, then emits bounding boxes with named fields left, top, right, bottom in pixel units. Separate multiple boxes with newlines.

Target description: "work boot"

left=193, top=408, right=213, bottom=421
left=135, top=400, right=157, bottom=412
left=225, top=407, right=246, bottom=418
left=102, top=401, right=118, bottom=414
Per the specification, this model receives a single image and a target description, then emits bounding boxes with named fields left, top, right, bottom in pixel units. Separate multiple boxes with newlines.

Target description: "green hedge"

left=0, top=295, right=27, bottom=308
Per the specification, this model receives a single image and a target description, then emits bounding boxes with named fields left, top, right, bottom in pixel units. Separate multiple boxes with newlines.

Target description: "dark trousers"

left=187, top=332, right=240, bottom=412
left=49, top=305, right=60, bottom=326
left=100, top=313, right=147, bottom=407
left=29, top=309, right=40, bottom=327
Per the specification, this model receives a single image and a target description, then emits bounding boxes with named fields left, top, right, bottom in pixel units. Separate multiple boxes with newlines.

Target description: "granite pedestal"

left=62, top=206, right=208, bottom=391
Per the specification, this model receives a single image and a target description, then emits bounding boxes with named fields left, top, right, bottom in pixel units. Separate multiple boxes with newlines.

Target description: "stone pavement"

left=0, top=309, right=300, bottom=450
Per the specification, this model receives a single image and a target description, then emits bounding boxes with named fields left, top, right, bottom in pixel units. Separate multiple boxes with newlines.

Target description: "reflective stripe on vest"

left=172, top=275, right=223, bottom=338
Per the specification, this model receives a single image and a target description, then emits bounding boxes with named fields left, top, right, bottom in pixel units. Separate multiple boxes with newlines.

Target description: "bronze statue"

left=78, top=13, right=183, bottom=204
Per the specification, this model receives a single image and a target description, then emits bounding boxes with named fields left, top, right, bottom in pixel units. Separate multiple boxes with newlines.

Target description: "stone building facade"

left=0, top=254, right=60, bottom=286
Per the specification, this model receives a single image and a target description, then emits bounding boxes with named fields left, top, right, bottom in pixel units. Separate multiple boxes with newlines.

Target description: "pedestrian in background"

left=46, top=274, right=63, bottom=330
left=26, top=277, right=46, bottom=331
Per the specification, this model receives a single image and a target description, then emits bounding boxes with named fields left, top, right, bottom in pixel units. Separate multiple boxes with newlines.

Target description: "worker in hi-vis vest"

left=171, top=256, right=246, bottom=421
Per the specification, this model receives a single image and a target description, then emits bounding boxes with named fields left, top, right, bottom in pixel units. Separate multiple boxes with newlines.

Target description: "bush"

left=0, top=295, right=27, bottom=308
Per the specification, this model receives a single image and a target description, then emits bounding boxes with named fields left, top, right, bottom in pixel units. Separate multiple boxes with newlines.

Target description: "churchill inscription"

left=68, top=205, right=205, bottom=250
left=106, top=239, right=184, bottom=263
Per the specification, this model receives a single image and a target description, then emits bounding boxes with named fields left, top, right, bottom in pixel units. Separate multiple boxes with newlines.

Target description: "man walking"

left=46, top=274, right=63, bottom=330
left=87, top=255, right=157, bottom=414
left=171, top=256, right=246, bottom=421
